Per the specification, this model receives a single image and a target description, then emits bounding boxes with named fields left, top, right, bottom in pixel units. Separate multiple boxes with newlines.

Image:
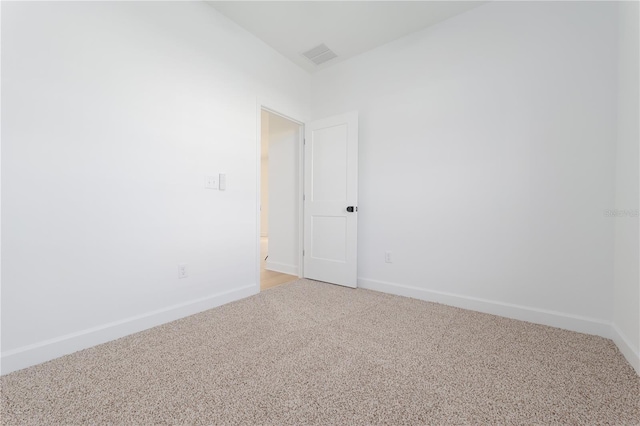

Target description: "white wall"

left=265, top=113, right=300, bottom=275
left=613, top=1, right=640, bottom=373
left=260, top=110, right=270, bottom=237
left=312, top=2, right=619, bottom=335
left=0, top=0, right=3, bottom=377
left=2, top=0, right=636, bottom=376
left=1, top=1, right=310, bottom=374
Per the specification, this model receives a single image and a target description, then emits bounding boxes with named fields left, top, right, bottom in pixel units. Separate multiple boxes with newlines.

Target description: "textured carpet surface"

left=1, top=279, right=638, bottom=425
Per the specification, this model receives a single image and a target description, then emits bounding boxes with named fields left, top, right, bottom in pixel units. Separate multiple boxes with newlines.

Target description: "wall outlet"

left=178, top=263, right=188, bottom=279
left=385, top=251, right=392, bottom=263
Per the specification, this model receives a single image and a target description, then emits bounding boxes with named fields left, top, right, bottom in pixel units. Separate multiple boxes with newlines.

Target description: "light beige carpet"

left=1, top=279, right=638, bottom=425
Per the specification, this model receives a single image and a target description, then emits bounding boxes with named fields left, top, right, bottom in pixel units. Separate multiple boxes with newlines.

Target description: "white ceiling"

left=207, top=1, right=485, bottom=73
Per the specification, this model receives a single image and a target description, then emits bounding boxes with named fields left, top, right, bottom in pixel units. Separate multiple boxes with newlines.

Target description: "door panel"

left=304, top=111, right=358, bottom=288
left=311, top=124, right=348, bottom=201
left=311, top=216, right=347, bottom=261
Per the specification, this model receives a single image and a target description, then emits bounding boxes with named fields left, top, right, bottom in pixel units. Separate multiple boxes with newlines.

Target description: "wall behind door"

left=265, top=112, right=300, bottom=276
left=261, top=110, right=270, bottom=237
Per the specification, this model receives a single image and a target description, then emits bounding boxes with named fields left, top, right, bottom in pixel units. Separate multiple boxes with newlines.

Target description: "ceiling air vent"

left=302, top=43, right=337, bottom=66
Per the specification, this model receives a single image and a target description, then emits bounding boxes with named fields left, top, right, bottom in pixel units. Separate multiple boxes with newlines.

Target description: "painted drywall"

left=1, top=1, right=310, bottom=374
left=2, top=0, right=635, bottom=376
left=0, top=0, right=3, bottom=377
left=613, top=1, right=640, bottom=373
left=261, top=110, right=270, bottom=237
left=312, top=2, right=618, bottom=333
left=265, top=112, right=300, bottom=275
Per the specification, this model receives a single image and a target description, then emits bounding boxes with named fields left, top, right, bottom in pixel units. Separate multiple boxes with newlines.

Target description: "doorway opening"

left=260, top=108, right=303, bottom=291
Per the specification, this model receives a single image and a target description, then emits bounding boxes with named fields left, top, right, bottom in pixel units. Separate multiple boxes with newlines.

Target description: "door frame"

left=255, top=99, right=306, bottom=293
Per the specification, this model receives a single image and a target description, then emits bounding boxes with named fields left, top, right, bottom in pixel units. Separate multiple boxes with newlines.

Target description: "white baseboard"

left=358, top=277, right=640, bottom=375
left=265, top=260, right=298, bottom=276
left=1, top=284, right=257, bottom=376
left=358, top=277, right=612, bottom=338
left=610, top=323, right=640, bottom=375
left=4, top=278, right=637, bottom=377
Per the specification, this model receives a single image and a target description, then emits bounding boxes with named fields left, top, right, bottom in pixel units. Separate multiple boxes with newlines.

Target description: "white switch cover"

left=205, top=175, right=218, bottom=189
left=219, top=173, right=227, bottom=191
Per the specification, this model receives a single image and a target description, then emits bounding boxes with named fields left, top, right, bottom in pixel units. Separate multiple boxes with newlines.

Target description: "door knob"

left=346, top=206, right=357, bottom=212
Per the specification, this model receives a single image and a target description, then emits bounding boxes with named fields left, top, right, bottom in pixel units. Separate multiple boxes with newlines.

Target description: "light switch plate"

left=205, top=175, right=218, bottom=189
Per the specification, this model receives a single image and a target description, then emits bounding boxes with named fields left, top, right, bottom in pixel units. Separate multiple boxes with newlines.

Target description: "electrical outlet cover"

left=178, top=263, right=188, bottom=278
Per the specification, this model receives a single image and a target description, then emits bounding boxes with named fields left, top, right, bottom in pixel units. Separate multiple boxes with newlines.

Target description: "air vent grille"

left=302, top=43, right=338, bottom=66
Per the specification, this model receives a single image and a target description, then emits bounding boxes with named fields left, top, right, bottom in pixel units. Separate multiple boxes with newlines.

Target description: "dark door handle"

left=346, top=206, right=357, bottom=212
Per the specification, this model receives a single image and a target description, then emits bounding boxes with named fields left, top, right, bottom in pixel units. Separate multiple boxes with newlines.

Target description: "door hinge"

left=303, top=250, right=305, bottom=256
left=303, top=194, right=306, bottom=201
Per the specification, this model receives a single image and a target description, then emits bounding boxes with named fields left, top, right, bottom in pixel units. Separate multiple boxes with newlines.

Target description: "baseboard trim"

left=265, top=261, right=298, bottom=276
left=1, top=284, right=257, bottom=375
left=610, top=323, right=640, bottom=375
left=358, top=277, right=612, bottom=338
left=5, top=279, right=636, bottom=377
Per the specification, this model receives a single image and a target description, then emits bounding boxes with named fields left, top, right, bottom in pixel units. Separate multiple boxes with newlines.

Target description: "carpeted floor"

left=1, top=279, right=638, bottom=425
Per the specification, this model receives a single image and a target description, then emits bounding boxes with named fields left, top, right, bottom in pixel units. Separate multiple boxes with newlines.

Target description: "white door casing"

left=303, top=111, right=358, bottom=288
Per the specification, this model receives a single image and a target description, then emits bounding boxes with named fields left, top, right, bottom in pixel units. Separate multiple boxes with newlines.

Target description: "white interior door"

left=304, top=111, right=358, bottom=288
